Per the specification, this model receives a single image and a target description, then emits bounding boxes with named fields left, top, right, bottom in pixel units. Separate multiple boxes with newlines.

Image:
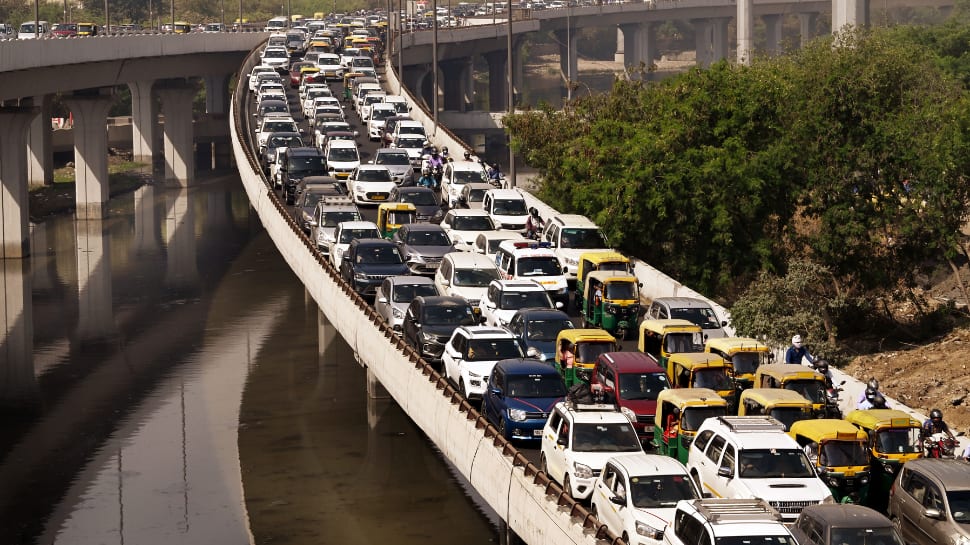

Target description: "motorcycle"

left=822, top=380, right=845, bottom=419
left=524, top=208, right=544, bottom=240
left=923, top=432, right=957, bottom=458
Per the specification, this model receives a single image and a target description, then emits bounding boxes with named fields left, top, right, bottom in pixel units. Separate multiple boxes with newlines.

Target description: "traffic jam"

left=245, top=14, right=967, bottom=545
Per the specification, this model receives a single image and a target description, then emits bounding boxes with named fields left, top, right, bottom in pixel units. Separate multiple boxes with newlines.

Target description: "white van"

left=264, top=16, right=288, bottom=32
left=18, top=20, right=49, bottom=39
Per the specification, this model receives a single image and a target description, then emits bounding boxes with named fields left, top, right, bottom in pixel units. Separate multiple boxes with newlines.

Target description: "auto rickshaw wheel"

left=616, top=327, right=628, bottom=341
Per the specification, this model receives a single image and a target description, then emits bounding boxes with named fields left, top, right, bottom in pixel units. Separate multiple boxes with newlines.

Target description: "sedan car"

left=347, top=165, right=395, bottom=204
left=375, top=276, right=441, bottom=331
left=481, top=358, right=567, bottom=441
left=372, top=148, right=415, bottom=186
left=389, top=186, right=442, bottom=223
left=439, top=209, right=498, bottom=251
left=402, top=296, right=479, bottom=363
left=391, top=224, right=457, bottom=276
left=506, top=308, right=575, bottom=362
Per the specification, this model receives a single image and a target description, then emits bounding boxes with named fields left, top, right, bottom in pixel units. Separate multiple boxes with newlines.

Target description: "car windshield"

left=399, top=126, right=425, bottom=136
left=466, top=188, right=488, bottom=203
left=321, top=211, right=361, bottom=227
left=423, top=305, right=477, bottom=326
left=819, top=440, right=869, bottom=467
left=399, top=191, right=438, bottom=206
left=452, top=216, right=494, bottom=231
left=499, top=291, right=552, bottom=310
left=387, top=211, right=415, bottom=225
left=454, top=170, right=486, bottom=183
left=947, top=490, right=970, bottom=523
left=358, top=246, right=403, bottom=265
left=576, top=341, right=615, bottom=363
left=671, top=306, right=722, bottom=330
left=398, top=137, right=425, bottom=148
left=268, top=135, right=303, bottom=148
left=874, top=428, right=922, bottom=455
left=328, top=148, right=359, bottom=162
left=618, top=372, right=668, bottom=401
left=288, top=156, right=325, bottom=171
left=691, top=368, right=733, bottom=390
left=357, top=169, right=391, bottom=182
left=301, top=191, right=330, bottom=208
left=629, top=474, right=698, bottom=508
left=364, top=94, right=385, bottom=104
left=453, top=267, right=500, bottom=287
left=571, top=423, right=641, bottom=453
left=465, top=339, right=523, bottom=361
left=604, top=281, right=637, bottom=300
left=377, top=152, right=411, bottom=166
left=731, top=353, right=762, bottom=375
left=263, top=120, right=296, bottom=132
left=767, top=407, right=810, bottom=431
left=390, top=102, right=409, bottom=113
left=505, top=374, right=567, bottom=398
left=339, top=228, right=379, bottom=243
left=829, top=527, right=903, bottom=545
left=714, top=537, right=797, bottom=545
left=525, top=318, right=573, bottom=341
left=738, top=449, right=815, bottom=478
left=682, top=406, right=727, bottom=432
left=391, top=283, right=439, bottom=303
left=516, top=257, right=561, bottom=277
left=261, top=103, right=289, bottom=115
left=783, top=380, right=826, bottom=404
left=405, top=230, right=450, bottom=247
left=493, top=199, right=528, bottom=216
left=371, top=109, right=394, bottom=120
left=264, top=49, right=287, bottom=58
left=558, top=228, right=606, bottom=249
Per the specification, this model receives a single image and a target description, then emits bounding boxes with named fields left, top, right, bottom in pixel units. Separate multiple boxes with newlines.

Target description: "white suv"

left=591, top=453, right=700, bottom=545
left=482, top=188, right=530, bottom=231
left=441, top=326, right=525, bottom=399
left=662, top=499, right=796, bottom=545
left=540, top=402, right=643, bottom=501
left=478, top=279, right=554, bottom=328
left=540, top=214, right=611, bottom=282
left=686, top=416, right=832, bottom=522
left=434, top=252, right=501, bottom=308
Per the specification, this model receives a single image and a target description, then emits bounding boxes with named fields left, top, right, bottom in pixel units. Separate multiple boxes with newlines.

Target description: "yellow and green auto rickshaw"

left=554, top=329, right=618, bottom=388
left=666, top=352, right=737, bottom=411
left=575, top=251, right=631, bottom=309
left=754, top=363, right=828, bottom=417
left=638, top=319, right=704, bottom=369
left=789, top=419, right=871, bottom=504
left=653, top=388, right=728, bottom=464
left=705, top=337, right=773, bottom=393
left=580, top=271, right=641, bottom=340
left=342, top=71, right=365, bottom=101
left=844, top=409, right=923, bottom=511
left=738, top=388, right=813, bottom=430
left=377, top=202, right=415, bottom=239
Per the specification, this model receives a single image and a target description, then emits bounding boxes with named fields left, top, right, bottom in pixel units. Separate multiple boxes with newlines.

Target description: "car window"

left=694, top=431, right=715, bottom=452
left=505, top=374, right=566, bottom=398
left=706, top=435, right=726, bottom=463
left=631, top=474, right=697, bottom=508
left=720, top=445, right=735, bottom=474
left=392, top=283, right=438, bottom=303
left=571, top=423, right=641, bottom=453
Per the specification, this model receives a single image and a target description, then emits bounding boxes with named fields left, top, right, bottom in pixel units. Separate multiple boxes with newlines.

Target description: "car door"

left=696, top=434, right=726, bottom=497
left=402, top=301, right=420, bottom=347
left=896, top=470, right=932, bottom=544
left=713, top=444, right=738, bottom=498
left=444, top=331, right=467, bottom=383
left=593, top=462, right=626, bottom=534
left=375, top=278, right=393, bottom=324
left=542, top=409, right=568, bottom=484
left=482, top=365, right=504, bottom=425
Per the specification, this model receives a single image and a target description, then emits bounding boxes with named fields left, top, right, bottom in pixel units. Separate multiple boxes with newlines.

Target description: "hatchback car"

left=347, top=165, right=395, bottom=204
left=505, top=308, right=575, bottom=362
left=375, top=275, right=440, bottom=331
left=402, top=296, right=479, bottom=363
left=792, top=504, right=903, bottom=545
left=389, top=186, right=442, bottom=223
left=372, top=147, right=415, bottom=186
left=442, top=326, right=525, bottom=399
left=391, top=223, right=456, bottom=276
left=481, top=358, right=567, bottom=441
left=478, top=280, right=555, bottom=329
left=338, top=238, right=409, bottom=296
left=888, top=458, right=970, bottom=545
left=645, top=297, right=729, bottom=340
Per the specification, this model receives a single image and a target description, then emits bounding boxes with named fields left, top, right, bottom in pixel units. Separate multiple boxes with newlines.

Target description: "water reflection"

left=0, top=259, right=36, bottom=408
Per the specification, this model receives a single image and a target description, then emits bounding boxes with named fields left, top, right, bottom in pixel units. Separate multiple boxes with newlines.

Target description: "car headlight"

left=391, top=307, right=403, bottom=319
left=354, top=272, right=368, bottom=281
left=468, top=371, right=482, bottom=379
left=828, top=476, right=840, bottom=487
left=822, top=494, right=835, bottom=504
left=859, top=475, right=869, bottom=485
left=573, top=462, right=593, bottom=479
left=509, top=408, right=527, bottom=422
left=607, top=304, right=617, bottom=314
left=421, top=331, right=437, bottom=342
left=407, top=253, right=425, bottom=264
left=620, top=406, right=637, bottom=423
left=564, top=256, right=578, bottom=266
left=636, top=521, right=663, bottom=540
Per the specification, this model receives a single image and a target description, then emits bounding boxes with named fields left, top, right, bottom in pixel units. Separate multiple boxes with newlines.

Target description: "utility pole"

left=506, top=0, right=515, bottom=187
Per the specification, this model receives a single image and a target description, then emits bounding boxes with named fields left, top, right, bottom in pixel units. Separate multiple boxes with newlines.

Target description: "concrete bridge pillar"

left=692, top=19, right=715, bottom=68
left=615, top=26, right=625, bottom=63
left=0, top=107, right=37, bottom=259
left=799, top=12, right=819, bottom=47
left=555, top=29, right=578, bottom=89
left=763, top=14, right=784, bottom=55
left=833, top=0, right=869, bottom=33
left=619, top=22, right=657, bottom=73
left=128, top=79, right=157, bottom=165
left=164, top=188, right=199, bottom=290
left=75, top=217, right=116, bottom=342
left=484, top=51, right=507, bottom=112
left=157, top=81, right=196, bottom=187
left=441, top=58, right=472, bottom=112
left=27, top=94, right=53, bottom=187
left=132, top=184, right=159, bottom=255
left=204, top=73, right=231, bottom=115
left=737, top=0, right=754, bottom=64
left=366, top=367, right=390, bottom=399
left=63, top=90, right=113, bottom=221
left=465, top=56, right=477, bottom=111
left=712, top=18, right=730, bottom=64
left=0, top=259, right=37, bottom=408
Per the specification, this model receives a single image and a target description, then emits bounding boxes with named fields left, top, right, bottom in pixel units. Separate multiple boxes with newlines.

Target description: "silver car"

left=371, top=147, right=414, bottom=186
left=375, top=276, right=440, bottom=331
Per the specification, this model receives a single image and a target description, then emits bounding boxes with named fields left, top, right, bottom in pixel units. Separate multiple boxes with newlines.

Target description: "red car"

left=591, top=351, right=670, bottom=444
left=51, top=22, right=78, bottom=37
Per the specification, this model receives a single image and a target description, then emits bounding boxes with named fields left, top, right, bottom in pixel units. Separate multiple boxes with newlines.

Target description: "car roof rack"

left=716, top=416, right=786, bottom=432
left=566, top=402, right=617, bottom=412
left=693, top=499, right=784, bottom=523
left=321, top=195, right=354, bottom=205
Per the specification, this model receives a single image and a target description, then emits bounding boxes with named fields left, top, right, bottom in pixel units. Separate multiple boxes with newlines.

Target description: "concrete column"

left=63, top=90, right=113, bottom=221
left=737, top=0, right=754, bottom=65
left=763, top=14, right=784, bottom=56
left=619, top=22, right=657, bottom=73
left=203, top=73, right=231, bottom=115
left=366, top=367, right=390, bottom=399
left=484, top=51, right=507, bottom=112
left=0, top=259, right=37, bottom=408
left=799, top=12, right=819, bottom=47
left=27, top=94, right=53, bottom=187
left=513, top=37, right=526, bottom=103
left=0, top=107, right=38, bottom=259
left=440, top=59, right=467, bottom=111
left=712, top=18, right=730, bottom=63
left=556, top=30, right=578, bottom=88
left=615, top=26, right=625, bottom=63
left=128, top=79, right=157, bottom=165
left=463, top=56, right=476, bottom=111
left=692, top=19, right=715, bottom=68
left=132, top=184, right=159, bottom=255
left=75, top=217, right=115, bottom=342
left=164, top=188, right=199, bottom=290
left=832, top=0, right=868, bottom=34
left=157, top=82, right=196, bottom=186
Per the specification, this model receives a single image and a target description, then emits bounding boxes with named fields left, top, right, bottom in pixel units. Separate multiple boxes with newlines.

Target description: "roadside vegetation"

left=506, top=17, right=970, bottom=362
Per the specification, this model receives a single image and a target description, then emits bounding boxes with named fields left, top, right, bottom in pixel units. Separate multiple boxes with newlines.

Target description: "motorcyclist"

left=525, top=207, right=544, bottom=240
left=487, top=162, right=503, bottom=184
left=813, top=359, right=834, bottom=388
left=922, top=408, right=956, bottom=443
left=441, top=146, right=451, bottom=162
left=857, top=381, right=891, bottom=409
left=856, top=378, right=882, bottom=406
left=417, top=166, right=435, bottom=188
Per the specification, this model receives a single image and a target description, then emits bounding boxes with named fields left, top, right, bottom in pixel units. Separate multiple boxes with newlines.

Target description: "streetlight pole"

left=507, top=0, right=515, bottom=187
left=566, top=6, right=571, bottom=101
left=397, top=0, right=403, bottom=95
left=105, top=0, right=109, bottom=33
left=238, top=0, right=242, bottom=31
left=432, top=0, right=439, bottom=136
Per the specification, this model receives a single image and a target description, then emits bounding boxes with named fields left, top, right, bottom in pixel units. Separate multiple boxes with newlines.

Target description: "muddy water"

left=0, top=176, right=499, bottom=545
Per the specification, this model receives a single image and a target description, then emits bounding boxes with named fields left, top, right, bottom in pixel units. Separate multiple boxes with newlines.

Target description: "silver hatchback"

left=375, top=276, right=440, bottom=331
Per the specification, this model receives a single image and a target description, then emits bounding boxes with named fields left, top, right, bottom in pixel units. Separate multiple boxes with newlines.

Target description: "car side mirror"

left=440, top=279, right=450, bottom=287
left=555, top=301, right=564, bottom=309
left=377, top=296, right=388, bottom=304
left=609, top=495, right=625, bottom=507
left=489, top=386, right=502, bottom=397
left=923, top=508, right=944, bottom=520
left=556, top=436, right=567, bottom=446
left=717, top=466, right=734, bottom=479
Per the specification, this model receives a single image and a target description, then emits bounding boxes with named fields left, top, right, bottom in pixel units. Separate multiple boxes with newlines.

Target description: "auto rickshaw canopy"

left=739, top=388, right=813, bottom=410
left=577, top=251, right=631, bottom=285
left=706, top=336, right=772, bottom=381
left=653, top=387, right=728, bottom=429
left=377, top=203, right=416, bottom=237
left=789, top=418, right=868, bottom=444
left=754, top=363, right=826, bottom=388
left=666, top=352, right=734, bottom=392
left=638, top=318, right=703, bottom=354
left=844, top=409, right=921, bottom=432
left=584, top=271, right=640, bottom=304
left=555, top=328, right=617, bottom=369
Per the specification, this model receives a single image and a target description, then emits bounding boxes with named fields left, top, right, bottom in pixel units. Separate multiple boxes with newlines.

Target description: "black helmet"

left=815, top=360, right=829, bottom=373
left=463, top=151, right=471, bottom=160
left=930, top=408, right=944, bottom=420
left=872, top=393, right=886, bottom=408
left=865, top=387, right=877, bottom=401
left=672, top=407, right=680, bottom=416
left=867, top=378, right=880, bottom=391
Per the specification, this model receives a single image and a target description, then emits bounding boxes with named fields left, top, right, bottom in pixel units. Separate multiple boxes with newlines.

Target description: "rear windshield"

left=618, top=372, right=668, bottom=401
left=630, top=474, right=697, bottom=508
left=376, top=152, right=411, bottom=166
left=391, top=283, right=439, bottom=303
left=571, top=423, right=641, bottom=453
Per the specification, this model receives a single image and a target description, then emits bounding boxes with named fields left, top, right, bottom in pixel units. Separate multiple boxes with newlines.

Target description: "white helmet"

left=792, top=335, right=802, bottom=345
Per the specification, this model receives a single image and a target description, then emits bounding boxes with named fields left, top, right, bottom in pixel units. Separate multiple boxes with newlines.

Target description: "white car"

left=254, top=116, right=299, bottom=150
left=384, top=94, right=410, bottom=115
left=347, top=165, right=396, bottom=204
left=367, top=103, right=398, bottom=141
left=310, top=195, right=361, bottom=255
left=440, top=209, right=497, bottom=252
left=324, top=140, right=361, bottom=181
left=260, top=46, right=290, bottom=70
left=359, top=91, right=387, bottom=121
left=328, top=220, right=381, bottom=268
left=591, top=453, right=700, bottom=545
left=304, top=95, right=341, bottom=119
left=441, top=160, right=489, bottom=208
left=540, top=214, right=612, bottom=281
left=391, top=134, right=427, bottom=167
left=249, top=65, right=278, bottom=92
left=434, top=252, right=501, bottom=308
left=540, top=402, right=643, bottom=501
left=441, top=326, right=525, bottom=399
left=472, top=231, right=527, bottom=261
left=493, top=239, right=569, bottom=307
left=483, top=188, right=530, bottom=231
left=316, top=53, right=344, bottom=80
left=478, top=280, right=555, bottom=328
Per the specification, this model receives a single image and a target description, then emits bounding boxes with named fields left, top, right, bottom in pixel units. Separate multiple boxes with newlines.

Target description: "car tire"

left=563, top=474, right=573, bottom=499
left=622, top=533, right=629, bottom=544
left=499, top=419, right=508, bottom=440
left=540, top=454, right=548, bottom=475
left=459, top=378, right=467, bottom=398
left=691, top=470, right=702, bottom=495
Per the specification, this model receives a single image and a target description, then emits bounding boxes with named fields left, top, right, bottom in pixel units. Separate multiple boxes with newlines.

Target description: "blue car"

left=505, top=308, right=575, bottom=362
left=482, top=358, right=567, bottom=441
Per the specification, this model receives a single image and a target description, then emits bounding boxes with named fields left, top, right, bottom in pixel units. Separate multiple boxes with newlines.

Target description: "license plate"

left=539, top=281, right=556, bottom=285
left=371, top=195, right=386, bottom=200
left=533, top=429, right=543, bottom=437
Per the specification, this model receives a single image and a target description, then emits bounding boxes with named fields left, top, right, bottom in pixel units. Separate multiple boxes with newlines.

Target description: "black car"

left=391, top=224, right=456, bottom=276
left=402, top=296, right=478, bottom=363
left=261, top=131, right=303, bottom=173
left=280, top=147, right=327, bottom=205
left=338, top=238, right=410, bottom=296
left=506, top=308, right=575, bottom=362
left=390, top=186, right=443, bottom=222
